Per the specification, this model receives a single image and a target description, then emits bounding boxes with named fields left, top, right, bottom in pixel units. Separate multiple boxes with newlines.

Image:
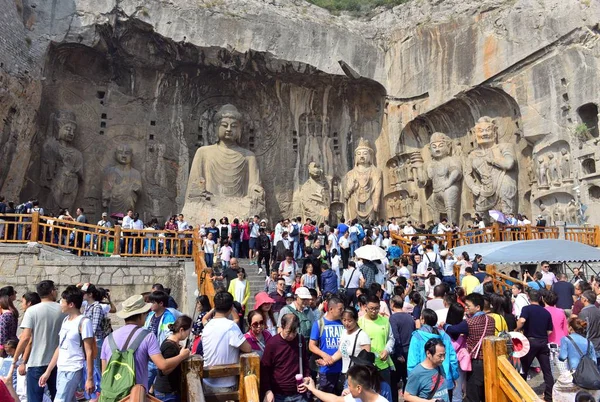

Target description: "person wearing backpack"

left=289, top=217, right=302, bottom=260
left=277, top=287, right=316, bottom=340
left=515, top=289, right=554, bottom=402
left=100, top=295, right=189, bottom=402
left=557, top=317, right=600, bottom=392
left=230, top=218, right=242, bottom=258
left=38, top=286, right=95, bottom=402
left=348, top=220, right=360, bottom=257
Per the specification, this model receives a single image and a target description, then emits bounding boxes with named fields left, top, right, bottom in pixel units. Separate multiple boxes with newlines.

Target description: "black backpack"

left=231, top=225, right=241, bottom=241
left=220, top=226, right=229, bottom=239
left=260, top=235, right=271, bottom=252
left=425, top=254, right=443, bottom=279
left=567, top=336, right=600, bottom=389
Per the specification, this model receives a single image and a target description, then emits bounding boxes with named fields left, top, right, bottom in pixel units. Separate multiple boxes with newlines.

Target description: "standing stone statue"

left=102, top=144, right=142, bottom=214
left=548, top=153, right=561, bottom=186
left=536, top=155, right=550, bottom=189
left=40, top=111, right=84, bottom=210
left=389, top=196, right=399, bottom=218
left=410, top=194, right=421, bottom=222
left=331, top=177, right=341, bottom=203
left=298, top=162, right=330, bottom=225
left=182, top=104, right=265, bottom=224
left=388, top=160, right=398, bottom=188
left=553, top=201, right=565, bottom=223
left=464, top=117, right=517, bottom=214
left=566, top=199, right=578, bottom=224
left=414, top=132, right=462, bottom=225
left=560, top=148, right=573, bottom=182
left=344, top=138, right=383, bottom=223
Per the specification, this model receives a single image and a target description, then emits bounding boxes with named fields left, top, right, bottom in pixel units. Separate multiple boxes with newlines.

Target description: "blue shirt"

left=310, top=317, right=343, bottom=374
left=527, top=281, right=544, bottom=291
left=405, top=363, right=449, bottom=402
left=560, top=333, right=597, bottom=370
left=388, top=246, right=403, bottom=260
left=337, top=223, right=349, bottom=239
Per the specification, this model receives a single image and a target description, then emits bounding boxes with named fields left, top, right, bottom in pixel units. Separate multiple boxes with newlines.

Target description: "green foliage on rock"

left=306, top=0, right=409, bottom=12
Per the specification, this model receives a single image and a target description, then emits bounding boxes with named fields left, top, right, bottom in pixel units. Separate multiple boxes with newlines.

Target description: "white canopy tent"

left=453, top=239, right=600, bottom=265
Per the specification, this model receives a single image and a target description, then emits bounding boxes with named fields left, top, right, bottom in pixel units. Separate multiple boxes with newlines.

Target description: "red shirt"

left=241, top=222, right=251, bottom=241
left=302, top=224, right=315, bottom=236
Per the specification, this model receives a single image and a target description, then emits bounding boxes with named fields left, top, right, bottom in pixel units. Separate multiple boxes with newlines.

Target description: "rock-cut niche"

left=19, top=21, right=386, bottom=224
left=389, top=87, right=527, bottom=226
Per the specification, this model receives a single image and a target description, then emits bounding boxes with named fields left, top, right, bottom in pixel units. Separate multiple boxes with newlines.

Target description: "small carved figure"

left=41, top=111, right=84, bottom=210
left=102, top=144, right=142, bottom=214
left=389, top=196, right=400, bottom=217
left=560, top=148, right=572, bottom=181
left=415, top=132, right=462, bottom=225
left=397, top=159, right=407, bottom=184
left=299, top=162, right=330, bottom=225
left=537, top=156, right=550, bottom=188
left=548, top=153, right=561, bottom=186
left=410, top=194, right=421, bottom=222
left=464, top=117, right=517, bottom=214
left=331, top=177, right=341, bottom=203
left=553, top=201, right=565, bottom=223
left=388, top=160, right=398, bottom=188
left=344, top=138, right=383, bottom=222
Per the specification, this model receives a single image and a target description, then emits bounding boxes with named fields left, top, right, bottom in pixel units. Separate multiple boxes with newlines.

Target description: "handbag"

left=464, top=315, right=489, bottom=371
left=455, top=336, right=472, bottom=371
left=567, top=336, right=600, bottom=390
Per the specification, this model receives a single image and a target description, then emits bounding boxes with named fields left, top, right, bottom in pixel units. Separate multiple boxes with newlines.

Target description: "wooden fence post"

left=595, top=226, right=600, bottom=247
left=112, top=225, right=121, bottom=256
left=239, top=353, right=260, bottom=402
left=182, top=356, right=204, bottom=402
left=492, top=222, right=500, bottom=242
left=483, top=337, right=508, bottom=402
left=525, top=224, right=532, bottom=240
left=30, top=212, right=40, bottom=242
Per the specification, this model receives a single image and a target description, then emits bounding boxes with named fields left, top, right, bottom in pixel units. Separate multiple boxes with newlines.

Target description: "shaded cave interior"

left=21, top=19, right=387, bottom=222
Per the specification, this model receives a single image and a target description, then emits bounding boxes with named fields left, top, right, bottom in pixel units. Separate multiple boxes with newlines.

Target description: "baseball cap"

left=285, top=292, right=294, bottom=299
left=102, top=212, right=108, bottom=217
left=295, top=286, right=312, bottom=299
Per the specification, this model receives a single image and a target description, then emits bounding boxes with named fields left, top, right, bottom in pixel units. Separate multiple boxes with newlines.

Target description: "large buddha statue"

left=182, top=104, right=265, bottom=223
left=344, top=138, right=383, bottom=222
left=464, top=116, right=517, bottom=214
left=102, top=144, right=142, bottom=214
left=40, top=111, right=84, bottom=210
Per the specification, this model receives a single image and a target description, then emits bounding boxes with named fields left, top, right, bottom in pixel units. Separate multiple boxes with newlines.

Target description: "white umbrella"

left=354, top=244, right=387, bottom=261
left=488, top=210, right=506, bottom=223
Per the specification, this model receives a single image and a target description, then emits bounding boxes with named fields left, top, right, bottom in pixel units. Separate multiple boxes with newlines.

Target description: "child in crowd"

left=330, top=249, right=342, bottom=288
left=154, top=315, right=192, bottom=402
left=219, top=239, right=233, bottom=270
left=291, top=273, right=303, bottom=294
left=204, top=233, right=215, bottom=268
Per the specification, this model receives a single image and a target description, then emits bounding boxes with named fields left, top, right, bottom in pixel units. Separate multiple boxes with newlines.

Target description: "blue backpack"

left=349, top=230, right=359, bottom=244
left=357, top=224, right=365, bottom=241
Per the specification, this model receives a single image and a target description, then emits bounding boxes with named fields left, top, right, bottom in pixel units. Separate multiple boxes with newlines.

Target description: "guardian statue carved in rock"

left=102, top=144, right=142, bottom=214
left=548, top=153, right=561, bottom=186
left=414, top=132, right=462, bottom=225
left=344, top=138, right=382, bottom=223
left=298, top=162, right=330, bottom=225
left=464, top=117, right=517, bottom=214
left=560, top=148, right=572, bottom=182
left=537, top=155, right=550, bottom=189
left=182, top=104, right=265, bottom=224
left=40, top=111, right=84, bottom=210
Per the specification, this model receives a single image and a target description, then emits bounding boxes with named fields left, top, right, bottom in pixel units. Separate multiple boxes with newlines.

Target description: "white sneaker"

left=258, top=268, right=263, bottom=274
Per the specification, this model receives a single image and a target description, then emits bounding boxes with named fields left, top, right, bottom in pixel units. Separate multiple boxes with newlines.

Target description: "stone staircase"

left=237, top=258, right=269, bottom=311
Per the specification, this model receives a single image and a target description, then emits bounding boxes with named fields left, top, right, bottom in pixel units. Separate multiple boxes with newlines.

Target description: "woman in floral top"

left=0, top=289, right=19, bottom=355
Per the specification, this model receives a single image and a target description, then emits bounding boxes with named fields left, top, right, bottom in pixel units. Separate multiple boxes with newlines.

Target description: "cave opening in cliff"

left=577, top=103, right=599, bottom=138
left=22, top=22, right=387, bottom=222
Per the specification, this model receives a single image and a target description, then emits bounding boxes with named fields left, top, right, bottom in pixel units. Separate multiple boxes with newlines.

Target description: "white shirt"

left=382, top=238, right=391, bottom=250
left=441, top=257, right=456, bottom=276
left=279, top=261, right=297, bottom=286
left=274, top=223, right=283, bottom=244
left=388, top=223, right=400, bottom=234
left=328, top=233, right=339, bottom=250
left=234, top=280, right=247, bottom=304
left=403, top=225, right=416, bottom=235
left=177, top=220, right=189, bottom=231
left=344, top=394, right=387, bottom=402
left=57, top=315, right=93, bottom=372
left=478, top=220, right=486, bottom=229
left=122, top=215, right=134, bottom=230
left=202, top=318, right=246, bottom=388
left=339, top=329, right=371, bottom=373
left=342, top=268, right=363, bottom=289
left=425, top=277, right=442, bottom=299
left=339, top=236, right=350, bottom=249
left=398, top=266, right=411, bottom=280
left=132, top=219, right=144, bottom=230
left=437, top=222, right=450, bottom=234
left=204, top=239, right=215, bottom=254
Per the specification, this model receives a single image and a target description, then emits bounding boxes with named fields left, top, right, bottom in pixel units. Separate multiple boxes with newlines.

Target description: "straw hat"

left=117, top=295, right=152, bottom=319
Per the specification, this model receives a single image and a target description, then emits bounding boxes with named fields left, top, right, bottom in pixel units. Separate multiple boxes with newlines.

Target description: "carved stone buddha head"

left=214, top=104, right=243, bottom=145
left=115, top=144, right=133, bottom=165
left=54, top=110, right=77, bottom=143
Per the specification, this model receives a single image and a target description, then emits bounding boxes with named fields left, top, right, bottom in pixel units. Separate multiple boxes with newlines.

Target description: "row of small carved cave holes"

left=292, top=130, right=341, bottom=156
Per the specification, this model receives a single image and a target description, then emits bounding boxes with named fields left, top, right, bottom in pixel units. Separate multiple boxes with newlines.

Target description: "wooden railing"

left=485, top=264, right=529, bottom=293
left=0, top=212, right=196, bottom=258
left=182, top=353, right=260, bottom=402
left=392, top=223, right=596, bottom=253
left=483, top=337, right=542, bottom=402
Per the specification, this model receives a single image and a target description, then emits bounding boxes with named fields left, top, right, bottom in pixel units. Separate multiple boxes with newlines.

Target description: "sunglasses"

left=251, top=320, right=265, bottom=328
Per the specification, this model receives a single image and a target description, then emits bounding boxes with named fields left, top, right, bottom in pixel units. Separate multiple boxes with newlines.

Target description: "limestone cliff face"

left=1, top=0, right=599, bottom=225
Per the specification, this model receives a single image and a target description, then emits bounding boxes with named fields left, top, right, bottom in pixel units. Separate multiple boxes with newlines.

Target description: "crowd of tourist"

left=2, top=209, right=600, bottom=402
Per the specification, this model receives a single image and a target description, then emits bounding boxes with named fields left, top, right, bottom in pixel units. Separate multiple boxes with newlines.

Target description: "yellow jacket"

left=228, top=278, right=250, bottom=309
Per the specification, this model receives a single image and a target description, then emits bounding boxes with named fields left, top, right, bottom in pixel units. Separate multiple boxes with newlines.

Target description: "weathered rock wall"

left=1, top=0, right=600, bottom=226
left=0, top=243, right=188, bottom=323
